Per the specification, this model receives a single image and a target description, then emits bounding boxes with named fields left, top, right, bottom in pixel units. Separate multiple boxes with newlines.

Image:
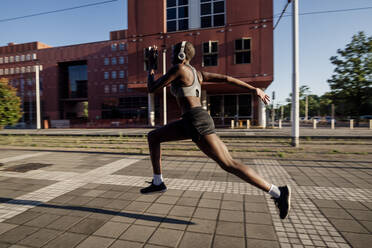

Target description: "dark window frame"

left=202, top=41, right=219, bottom=67
left=234, top=38, right=251, bottom=65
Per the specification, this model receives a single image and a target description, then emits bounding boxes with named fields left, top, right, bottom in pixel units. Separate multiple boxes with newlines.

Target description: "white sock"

left=268, top=184, right=281, bottom=198
left=153, top=174, right=163, bottom=186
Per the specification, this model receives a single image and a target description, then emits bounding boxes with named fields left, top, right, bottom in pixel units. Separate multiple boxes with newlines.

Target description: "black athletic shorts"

left=181, top=107, right=216, bottom=142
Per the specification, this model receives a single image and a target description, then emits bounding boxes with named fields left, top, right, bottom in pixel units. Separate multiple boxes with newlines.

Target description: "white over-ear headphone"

left=178, top=41, right=187, bottom=61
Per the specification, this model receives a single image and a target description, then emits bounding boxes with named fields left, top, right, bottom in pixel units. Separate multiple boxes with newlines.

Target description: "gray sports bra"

left=170, top=64, right=201, bottom=98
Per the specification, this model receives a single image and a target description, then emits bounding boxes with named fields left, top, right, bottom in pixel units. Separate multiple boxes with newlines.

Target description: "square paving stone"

left=198, top=199, right=220, bottom=209
left=24, top=213, right=61, bottom=228
left=347, top=210, right=372, bottom=221
left=109, top=240, right=143, bottom=248
left=42, top=232, right=87, bottom=248
left=216, top=221, right=244, bottom=237
left=93, top=221, right=130, bottom=238
left=159, top=216, right=191, bottom=230
left=218, top=210, right=244, bottom=222
left=110, top=211, right=137, bottom=224
left=202, top=192, right=223, bottom=200
left=82, top=190, right=106, bottom=197
left=319, top=208, right=353, bottom=219
left=106, top=199, right=131, bottom=210
left=244, top=195, right=266, bottom=203
left=134, top=213, right=165, bottom=227
left=336, top=201, right=368, bottom=210
left=244, top=202, right=269, bottom=213
left=0, top=223, right=17, bottom=236
left=68, top=218, right=106, bottom=235
left=212, top=235, right=244, bottom=248
left=221, top=201, right=243, bottom=211
left=119, top=225, right=156, bottom=243
left=18, top=229, right=61, bottom=248
left=192, top=207, right=219, bottom=220
left=136, top=194, right=160, bottom=203
left=187, top=218, right=216, bottom=234
left=46, top=216, right=83, bottom=231
left=119, top=192, right=141, bottom=201
left=178, top=232, right=212, bottom=248
left=361, top=221, right=372, bottom=232
left=146, top=203, right=173, bottom=215
left=99, top=191, right=123, bottom=199
left=125, top=201, right=151, bottom=213
left=328, top=219, right=368, bottom=233
left=156, top=196, right=179, bottom=205
left=0, top=226, right=38, bottom=243
left=86, top=198, right=114, bottom=208
left=75, top=236, right=114, bottom=248
left=246, top=223, right=277, bottom=241
left=4, top=211, right=42, bottom=225
left=0, top=242, right=11, bottom=248
left=148, top=228, right=183, bottom=247
left=169, top=206, right=195, bottom=217
left=176, top=197, right=199, bottom=207
left=342, top=232, right=372, bottom=248
left=246, top=239, right=280, bottom=248
left=223, top=194, right=243, bottom=202
left=182, top=191, right=203, bottom=199
left=245, top=212, right=272, bottom=225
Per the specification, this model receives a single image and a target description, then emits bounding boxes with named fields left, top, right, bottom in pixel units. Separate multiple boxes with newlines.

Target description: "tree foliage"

left=0, top=78, right=23, bottom=128
left=327, top=31, right=372, bottom=119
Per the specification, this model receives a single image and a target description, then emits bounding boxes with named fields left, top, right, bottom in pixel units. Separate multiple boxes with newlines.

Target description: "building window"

left=104, top=58, right=109, bottom=65
left=119, top=70, right=125, bottom=79
left=26, top=54, right=31, bottom=61
left=111, top=71, right=117, bottom=79
left=104, top=85, right=109, bottom=93
left=200, top=0, right=225, bottom=28
left=167, top=0, right=189, bottom=32
left=15, top=56, right=20, bottom=62
left=15, top=67, right=20, bottom=74
left=4, top=57, right=9, bottom=63
left=119, top=56, right=124, bottom=64
left=0, top=57, right=3, bottom=64
left=235, top=38, right=251, bottom=64
left=27, top=78, right=32, bottom=86
left=21, top=55, right=25, bottom=61
left=104, top=72, right=109, bottom=79
left=4, top=69, right=9, bottom=75
left=21, top=67, right=25, bottom=73
left=119, top=84, right=125, bottom=92
left=0, top=69, right=3, bottom=75
left=10, top=68, right=14, bottom=74
left=112, top=84, right=117, bottom=93
left=111, top=43, right=117, bottom=51
left=26, top=66, right=31, bottom=73
left=32, top=53, right=37, bottom=60
left=202, top=41, right=218, bottom=67
left=111, top=57, right=117, bottom=65
left=119, top=43, right=126, bottom=51
left=9, top=56, right=14, bottom=63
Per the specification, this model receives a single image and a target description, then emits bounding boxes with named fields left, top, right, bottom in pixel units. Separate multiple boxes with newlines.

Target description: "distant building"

left=0, top=0, right=273, bottom=128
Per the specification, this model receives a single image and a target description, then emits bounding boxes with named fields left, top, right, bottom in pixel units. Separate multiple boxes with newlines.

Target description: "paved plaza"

left=0, top=148, right=371, bottom=248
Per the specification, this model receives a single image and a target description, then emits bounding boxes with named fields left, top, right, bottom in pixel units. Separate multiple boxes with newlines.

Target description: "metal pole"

left=305, top=95, right=308, bottom=121
left=291, top=0, right=300, bottom=147
left=163, top=49, right=167, bottom=125
left=35, top=65, right=41, bottom=129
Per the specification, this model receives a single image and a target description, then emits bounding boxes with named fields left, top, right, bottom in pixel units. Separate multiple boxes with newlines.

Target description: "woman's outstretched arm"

left=200, top=71, right=270, bottom=105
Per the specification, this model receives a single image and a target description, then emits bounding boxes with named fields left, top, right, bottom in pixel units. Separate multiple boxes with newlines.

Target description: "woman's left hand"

left=256, top=88, right=270, bottom=105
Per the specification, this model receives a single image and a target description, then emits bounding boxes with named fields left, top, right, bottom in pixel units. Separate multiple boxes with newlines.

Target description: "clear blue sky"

left=1, top=0, right=371, bottom=105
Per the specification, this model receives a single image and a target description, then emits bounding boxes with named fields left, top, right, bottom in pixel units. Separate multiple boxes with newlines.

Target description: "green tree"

left=0, top=78, right=23, bottom=129
left=328, top=31, right=372, bottom=124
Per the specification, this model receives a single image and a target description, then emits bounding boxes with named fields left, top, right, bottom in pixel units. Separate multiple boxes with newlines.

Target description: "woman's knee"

left=147, top=130, right=158, bottom=144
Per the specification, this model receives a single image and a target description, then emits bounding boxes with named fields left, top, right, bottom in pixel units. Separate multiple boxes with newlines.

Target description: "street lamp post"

left=291, top=0, right=300, bottom=147
left=34, top=65, right=41, bottom=129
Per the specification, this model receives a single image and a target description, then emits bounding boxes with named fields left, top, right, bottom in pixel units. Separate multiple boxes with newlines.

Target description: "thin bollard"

left=313, top=119, right=317, bottom=129
left=231, top=120, right=234, bottom=129
left=331, top=119, right=335, bottom=129
left=350, top=119, right=354, bottom=129
left=370, top=120, right=372, bottom=130
left=246, top=120, right=250, bottom=129
left=279, top=119, right=282, bottom=129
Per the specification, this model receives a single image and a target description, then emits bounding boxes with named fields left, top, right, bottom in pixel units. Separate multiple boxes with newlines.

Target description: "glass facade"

left=68, top=65, right=87, bottom=98
left=167, top=0, right=189, bottom=32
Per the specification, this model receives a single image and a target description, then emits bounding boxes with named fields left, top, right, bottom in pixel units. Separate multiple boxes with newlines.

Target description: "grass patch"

left=277, top=152, right=286, bottom=158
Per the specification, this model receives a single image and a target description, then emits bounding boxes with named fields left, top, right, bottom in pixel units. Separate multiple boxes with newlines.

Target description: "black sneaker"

left=273, top=185, right=291, bottom=219
left=140, top=181, right=167, bottom=194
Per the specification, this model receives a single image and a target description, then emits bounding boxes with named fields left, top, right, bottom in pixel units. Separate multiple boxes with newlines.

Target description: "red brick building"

left=0, top=0, right=273, bottom=128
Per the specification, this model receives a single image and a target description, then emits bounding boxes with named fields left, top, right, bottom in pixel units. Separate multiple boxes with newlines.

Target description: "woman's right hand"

left=256, top=88, right=270, bottom=105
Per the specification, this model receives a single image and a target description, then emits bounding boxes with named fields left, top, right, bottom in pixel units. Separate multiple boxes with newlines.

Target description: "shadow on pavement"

left=0, top=197, right=194, bottom=225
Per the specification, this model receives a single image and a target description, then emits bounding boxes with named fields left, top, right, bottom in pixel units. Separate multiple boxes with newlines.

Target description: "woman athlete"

left=141, top=41, right=291, bottom=219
